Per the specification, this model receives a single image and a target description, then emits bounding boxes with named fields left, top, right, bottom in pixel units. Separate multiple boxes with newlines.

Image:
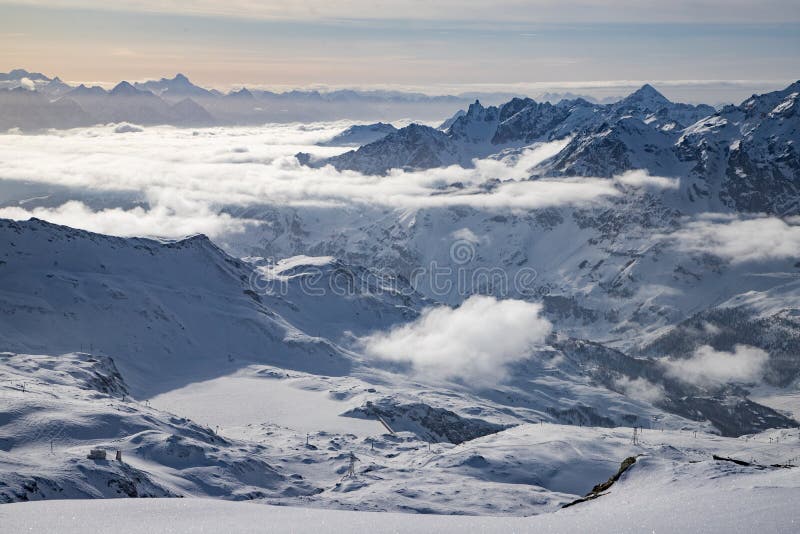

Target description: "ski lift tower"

left=344, top=451, right=360, bottom=479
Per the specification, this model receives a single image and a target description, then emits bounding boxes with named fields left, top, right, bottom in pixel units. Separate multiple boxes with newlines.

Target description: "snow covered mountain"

left=318, top=122, right=398, bottom=147
left=312, top=124, right=470, bottom=173
left=0, top=88, right=92, bottom=130
left=0, top=69, right=49, bottom=83
left=0, top=217, right=690, bottom=506
left=606, top=84, right=715, bottom=130
left=677, top=82, right=800, bottom=215
left=59, top=81, right=213, bottom=127
left=2, top=77, right=799, bottom=522
left=1, top=199, right=798, bottom=515
left=311, top=84, right=719, bottom=175
left=307, top=82, right=800, bottom=220
left=227, top=187, right=800, bottom=400
left=0, top=217, right=793, bottom=436
left=0, top=69, right=511, bottom=129
left=134, top=73, right=216, bottom=101
left=0, top=68, right=733, bottom=133
left=0, top=218, right=358, bottom=394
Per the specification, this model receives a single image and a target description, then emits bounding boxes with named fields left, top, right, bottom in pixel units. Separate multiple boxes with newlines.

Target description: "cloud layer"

left=614, top=376, right=665, bottom=404
left=361, top=295, right=551, bottom=385
left=0, top=199, right=258, bottom=239
left=661, top=344, right=769, bottom=387
left=0, top=124, right=642, bottom=239
left=670, top=216, right=800, bottom=263
left=4, top=122, right=790, bottom=264
left=6, top=0, right=797, bottom=23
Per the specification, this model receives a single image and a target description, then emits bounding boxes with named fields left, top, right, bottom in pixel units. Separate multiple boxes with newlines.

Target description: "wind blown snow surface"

left=2, top=443, right=799, bottom=533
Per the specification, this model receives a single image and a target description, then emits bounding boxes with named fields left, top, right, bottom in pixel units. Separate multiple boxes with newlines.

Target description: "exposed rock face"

left=555, top=339, right=797, bottom=437
left=306, top=82, right=800, bottom=219
left=346, top=399, right=510, bottom=444
left=320, top=124, right=467, bottom=174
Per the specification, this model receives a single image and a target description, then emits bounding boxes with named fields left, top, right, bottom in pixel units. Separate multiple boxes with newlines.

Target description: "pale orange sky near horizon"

left=1, top=0, right=798, bottom=100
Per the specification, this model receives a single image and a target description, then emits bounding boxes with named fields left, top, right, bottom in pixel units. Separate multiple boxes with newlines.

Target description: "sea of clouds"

left=0, top=122, right=797, bottom=262
left=0, top=122, right=796, bottom=389
left=0, top=124, right=666, bottom=238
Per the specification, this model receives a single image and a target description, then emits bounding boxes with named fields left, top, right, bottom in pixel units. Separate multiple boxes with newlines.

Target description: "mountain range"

left=1, top=74, right=799, bottom=515
left=306, top=81, right=799, bottom=216
left=0, top=69, right=534, bottom=129
left=1, top=216, right=796, bottom=505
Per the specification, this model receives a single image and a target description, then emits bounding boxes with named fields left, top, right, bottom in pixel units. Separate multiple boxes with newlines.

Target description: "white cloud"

left=18, top=77, right=36, bottom=91
left=451, top=228, right=482, bottom=244
left=0, top=125, right=635, bottom=239
left=614, top=376, right=665, bottom=404
left=661, top=344, right=769, bottom=387
left=614, top=170, right=679, bottom=190
left=669, top=216, right=800, bottom=263
left=361, top=295, right=551, bottom=385
left=0, top=198, right=258, bottom=239
left=702, top=322, right=721, bottom=335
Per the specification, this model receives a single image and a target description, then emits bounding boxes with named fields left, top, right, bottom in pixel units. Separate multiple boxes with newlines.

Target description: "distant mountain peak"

left=110, top=81, right=143, bottom=96
left=0, top=68, right=51, bottom=83
left=467, top=99, right=485, bottom=114
left=228, top=87, right=254, bottom=99
left=163, top=73, right=196, bottom=88
left=133, top=73, right=212, bottom=99
left=626, top=84, right=670, bottom=105
left=7, top=68, right=50, bottom=81
left=318, top=122, right=398, bottom=147
left=67, top=83, right=107, bottom=96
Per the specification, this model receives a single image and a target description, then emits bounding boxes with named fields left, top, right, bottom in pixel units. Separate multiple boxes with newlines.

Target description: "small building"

left=87, top=448, right=106, bottom=460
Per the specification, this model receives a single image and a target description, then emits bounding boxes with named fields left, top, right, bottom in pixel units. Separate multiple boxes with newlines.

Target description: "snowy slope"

left=4, top=346, right=798, bottom=514
left=0, top=217, right=797, bottom=518
left=0, top=218, right=360, bottom=395
left=0, top=217, right=727, bottom=432
left=0, top=216, right=792, bottom=442
left=2, top=82, right=799, bottom=521
left=228, top=190, right=797, bottom=348
left=3, top=426, right=799, bottom=530
left=318, top=122, right=398, bottom=147
left=0, top=352, right=321, bottom=502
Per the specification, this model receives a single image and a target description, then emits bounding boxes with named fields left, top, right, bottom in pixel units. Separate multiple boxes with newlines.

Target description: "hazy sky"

left=1, top=0, right=798, bottom=97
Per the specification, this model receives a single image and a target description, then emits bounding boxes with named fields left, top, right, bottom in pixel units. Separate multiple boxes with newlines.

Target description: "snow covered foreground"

left=1, top=216, right=798, bottom=525
left=2, top=79, right=800, bottom=529
left=3, top=456, right=797, bottom=534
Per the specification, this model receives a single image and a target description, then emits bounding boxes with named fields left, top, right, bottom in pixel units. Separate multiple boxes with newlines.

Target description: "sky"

left=0, top=1, right=799, bottom=99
